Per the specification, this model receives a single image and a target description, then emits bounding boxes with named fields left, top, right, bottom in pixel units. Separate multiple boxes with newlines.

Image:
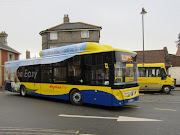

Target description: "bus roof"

left=137, top=63, right=166, bottom=67
left=6, top=42, right=136, bottom=67
left=39, top=42, right=136, bottom=57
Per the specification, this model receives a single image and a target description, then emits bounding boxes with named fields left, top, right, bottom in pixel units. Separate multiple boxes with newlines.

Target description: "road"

left=0, top=88, right=180, bottom=135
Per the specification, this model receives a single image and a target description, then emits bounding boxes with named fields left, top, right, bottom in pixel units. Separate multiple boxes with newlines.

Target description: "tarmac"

left=173, top=86, right=180, bottom=91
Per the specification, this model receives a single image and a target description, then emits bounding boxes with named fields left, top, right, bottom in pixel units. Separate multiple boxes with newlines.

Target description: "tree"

left=175, top=33, right=180, bottom=47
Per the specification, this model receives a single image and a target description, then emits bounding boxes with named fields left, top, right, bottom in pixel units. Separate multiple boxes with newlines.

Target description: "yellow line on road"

left=137, top=101, right=180, bottom=104
left=123, top=105, right=141, bottom=108
left=0, top=127, right=79, bottom=134
left=154, top=108, right=177, bottom=111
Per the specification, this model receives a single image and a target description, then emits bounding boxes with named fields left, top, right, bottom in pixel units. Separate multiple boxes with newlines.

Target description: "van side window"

left=156, top=68, right=161, bottom=77
left=148, top=68, right=156, bottom=77
left=138, top=68, right=146, bottom=77
left=138, top=67, right=161, bottom=77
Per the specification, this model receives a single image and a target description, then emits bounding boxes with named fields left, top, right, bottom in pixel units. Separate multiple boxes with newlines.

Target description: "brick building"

left=0, top=31, right=20, bottom=87
left=39, top=14, right=102, bottom=50
left=135, top=47, right=171, bottom=68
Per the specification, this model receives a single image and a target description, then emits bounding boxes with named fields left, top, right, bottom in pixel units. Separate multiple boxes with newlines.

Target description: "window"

left=138, top=67, right=161, bottom=77
left=50, top=45, right=57, bottom=48
left=81, top=30, right=89, bottom=39
left=138, top=68, right=146, bottom=77
left=50, top=32, right=58, bottom=40
left=84, top=53, right=110, bottom=86
left=8, top=53, right=14, bottom=61
left=17, top=65, right=40, bottom=83
left=41, top=64, right=52, bottom=83
left=68, top=56, right=82, bottom=84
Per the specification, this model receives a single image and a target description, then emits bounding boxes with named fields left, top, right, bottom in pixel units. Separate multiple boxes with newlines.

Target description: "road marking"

left=59, top=114, right=117, bottom=120
left=117, top=116, right=162, bottom=121
left=122, top=105, right=141, bottom=108
left=59, top=114, right=162, bottom=122
left=154, top=108, right=177, bottom=111
left=0, top=127, right=79, bottom=134
left=137, top=101, right=180, bottom=104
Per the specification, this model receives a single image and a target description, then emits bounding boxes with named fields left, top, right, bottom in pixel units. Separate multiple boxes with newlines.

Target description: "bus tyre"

left=20, top=86, right=27, bottom=97
left=70, top=90, right=83, bottom=105
left=162, top=86, right=171, bottom=94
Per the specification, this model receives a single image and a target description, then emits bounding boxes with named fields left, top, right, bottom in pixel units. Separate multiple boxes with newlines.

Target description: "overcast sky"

left=0, top=0, right=180, bottom=59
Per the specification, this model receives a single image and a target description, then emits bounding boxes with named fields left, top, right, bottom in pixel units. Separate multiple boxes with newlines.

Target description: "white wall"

left=169, top=67, right=180, bottom=85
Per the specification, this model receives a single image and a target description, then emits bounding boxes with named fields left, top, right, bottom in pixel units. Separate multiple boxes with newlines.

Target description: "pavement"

left=173, top=86, right=180, bottom=91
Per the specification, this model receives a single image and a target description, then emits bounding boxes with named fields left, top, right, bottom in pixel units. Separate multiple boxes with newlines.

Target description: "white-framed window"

left=8, top=53, right=14, bottom=61
left=50, top=45, right=57, bottom=49
left=81, top=30, right=89, bottom=39
left=50, top=32, right=58, bottom=40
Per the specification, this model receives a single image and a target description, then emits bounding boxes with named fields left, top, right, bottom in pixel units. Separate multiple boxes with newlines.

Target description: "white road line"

left=117, top=116, right=162, bottom=121
left=59, top=114, right=162, bottom=122
left=59, top=114, right=117, bottom=120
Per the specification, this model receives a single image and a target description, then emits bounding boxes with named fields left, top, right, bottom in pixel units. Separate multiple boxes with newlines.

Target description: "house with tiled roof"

left=135, top=47, right=171, bottom=68
left=39, top=14, right=102, bottom=50
left=135, top=46, right=180, bottom=85
left=0, top=31, right=20, bottom=87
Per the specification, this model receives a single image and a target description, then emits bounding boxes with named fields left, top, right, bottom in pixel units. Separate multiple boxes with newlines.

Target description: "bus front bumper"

left=113, top=96, right=139, bottom=106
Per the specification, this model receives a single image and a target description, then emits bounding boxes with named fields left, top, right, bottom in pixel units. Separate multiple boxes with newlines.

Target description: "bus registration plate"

left=128, top=99, right=134, bottom=103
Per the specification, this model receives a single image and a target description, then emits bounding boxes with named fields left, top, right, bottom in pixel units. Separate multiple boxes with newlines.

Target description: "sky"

left=0, top=0, right=180, bottom=60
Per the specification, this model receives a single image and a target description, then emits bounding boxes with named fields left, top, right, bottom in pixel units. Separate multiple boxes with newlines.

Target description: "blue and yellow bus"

left=5, top=42, right=139, bottom=106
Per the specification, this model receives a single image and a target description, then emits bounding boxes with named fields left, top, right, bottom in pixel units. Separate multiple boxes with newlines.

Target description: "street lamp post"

left=140, top=8, right=147, bottom=65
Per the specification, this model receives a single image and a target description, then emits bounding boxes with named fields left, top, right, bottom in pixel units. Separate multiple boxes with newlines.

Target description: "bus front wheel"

left=70, top=90, right=83, bottom=105
left=162, top=86, right=171, bottom=94
left=20, top=86, right=27, bottom=97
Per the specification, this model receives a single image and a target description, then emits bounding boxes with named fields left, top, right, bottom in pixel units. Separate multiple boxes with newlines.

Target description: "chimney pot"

left=63, top=14, right=69, bottom=23
left=0, top=31, right=8, bottom=45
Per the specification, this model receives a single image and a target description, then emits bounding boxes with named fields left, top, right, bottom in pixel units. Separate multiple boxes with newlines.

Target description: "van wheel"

left=162, top=86, right=171, bottom=94
left=20, top=86, right=27, bottom=97
left=70, top=90, right=83, bottom=105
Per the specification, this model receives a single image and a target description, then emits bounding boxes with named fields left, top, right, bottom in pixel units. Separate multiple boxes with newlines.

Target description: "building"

left=0, top=31, right=20, bottom=87
left=135, top=46, right=180, bottom=86
left=135, top=47, right=171, bottom=68
left=39, top=14, right=102, bottom=50
left=169, top=42, right=180, bottom=86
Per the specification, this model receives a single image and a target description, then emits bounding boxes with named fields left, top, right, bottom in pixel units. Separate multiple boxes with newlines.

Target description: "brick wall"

left=1, top=50, right=19, bottom=86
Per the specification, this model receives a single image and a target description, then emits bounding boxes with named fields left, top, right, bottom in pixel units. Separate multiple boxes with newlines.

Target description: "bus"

left=138, top=63, right=175, bottom=94
left=5, top=42, right=139, bottom=106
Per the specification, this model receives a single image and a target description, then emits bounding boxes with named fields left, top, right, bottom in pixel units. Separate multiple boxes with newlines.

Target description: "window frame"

left=81, top=30, right=89, bottom=39
left=50, top=32, right=58, bottom=40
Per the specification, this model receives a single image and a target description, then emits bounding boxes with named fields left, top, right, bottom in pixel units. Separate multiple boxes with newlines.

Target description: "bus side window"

left=156, top=68, right=161, bottom=77
left=68, top=56, right=82, bottom=84
left=41, top=64, right=52, bottom=83
left=148, top=68, right=155, bottom=77
left=161, top=68, right=167, bottom=80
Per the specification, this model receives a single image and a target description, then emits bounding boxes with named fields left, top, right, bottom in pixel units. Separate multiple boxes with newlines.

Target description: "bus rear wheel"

left=162, top=86, right=171, bottom=94
left=70, top=90, right=83, bottom=105
left=20, top=86, right=27, bottom=97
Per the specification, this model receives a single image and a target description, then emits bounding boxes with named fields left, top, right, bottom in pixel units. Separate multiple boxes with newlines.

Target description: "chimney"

left=26, top=50, right=30, bottom=59
left=63, top=14, right=69, bottom=23
left=0, top=31, right=8, bottom=45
